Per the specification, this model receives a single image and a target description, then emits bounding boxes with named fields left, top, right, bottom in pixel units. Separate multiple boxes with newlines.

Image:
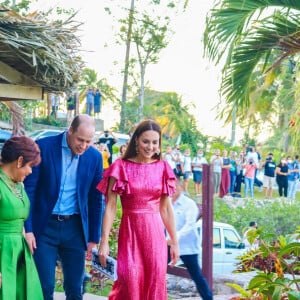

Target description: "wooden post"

left=201, top=163, right=214, bottom=289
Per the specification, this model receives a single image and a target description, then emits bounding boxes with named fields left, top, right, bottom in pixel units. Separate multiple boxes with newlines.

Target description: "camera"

left=104, top=130, right=109, bottom=138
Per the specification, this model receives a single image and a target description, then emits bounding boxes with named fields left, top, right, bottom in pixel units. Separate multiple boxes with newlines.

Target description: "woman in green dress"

left=0, top=136, right=43, bottom=300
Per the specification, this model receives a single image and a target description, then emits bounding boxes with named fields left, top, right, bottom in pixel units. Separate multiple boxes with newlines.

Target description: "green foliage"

left=214, top=198, right=300, bottom=239
left=231, top=227, right=300, bottom=299
left=32, top=117, right=67, bottom=127
left=0, top=103, right=10, bottom=122
left=78, top=68, right=118, bottom=108
left=1, top=0, right=32, bottom=13
left=108, top=200, right=122, bottom=258
left=204, top=0, right=300, bottom=152
left=121, top=89, right=207, bottom=153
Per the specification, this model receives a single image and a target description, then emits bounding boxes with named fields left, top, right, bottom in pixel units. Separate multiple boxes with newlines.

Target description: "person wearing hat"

left=262, top=153, right=276, bottom=199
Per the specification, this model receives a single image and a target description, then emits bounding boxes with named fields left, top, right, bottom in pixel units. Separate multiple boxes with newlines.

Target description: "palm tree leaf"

left=220, top=9, right=300, bottom=110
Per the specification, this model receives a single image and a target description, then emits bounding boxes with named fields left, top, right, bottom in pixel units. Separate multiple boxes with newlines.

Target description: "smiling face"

left=136, top=130, right=160, bottom=162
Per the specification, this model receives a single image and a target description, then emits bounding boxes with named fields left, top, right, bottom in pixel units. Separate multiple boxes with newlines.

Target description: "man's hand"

left=86, top=242, right=97, bottom=261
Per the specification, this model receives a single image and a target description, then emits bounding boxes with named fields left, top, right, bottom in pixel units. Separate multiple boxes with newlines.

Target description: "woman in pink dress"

left=97, top=120, right=179, bottom=300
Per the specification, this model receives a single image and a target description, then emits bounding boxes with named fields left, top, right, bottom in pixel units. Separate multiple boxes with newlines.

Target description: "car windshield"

left=28, top=130, right=45, bottom=139
left=28, top=129, right=63, bottom=140
left=224, top=228, right=241, bottom=249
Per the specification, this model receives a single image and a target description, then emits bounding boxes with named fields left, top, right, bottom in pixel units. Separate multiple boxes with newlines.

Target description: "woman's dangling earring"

left=136, top=144, right=139, bottom=154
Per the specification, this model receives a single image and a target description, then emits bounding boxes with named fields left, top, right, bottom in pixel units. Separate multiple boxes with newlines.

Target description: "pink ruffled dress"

left=97, top=159, right=176, bottom=300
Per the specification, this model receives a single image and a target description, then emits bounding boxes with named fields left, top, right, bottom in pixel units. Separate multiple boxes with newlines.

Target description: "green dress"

left=0, top=168, right=43, bottom=300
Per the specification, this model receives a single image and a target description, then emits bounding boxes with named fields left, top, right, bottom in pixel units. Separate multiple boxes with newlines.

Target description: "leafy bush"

left=214, top=198, right=300, bottom=240
left=228, top=228, right=300, bottom=300
left=32, top=117, right=67, bottom=127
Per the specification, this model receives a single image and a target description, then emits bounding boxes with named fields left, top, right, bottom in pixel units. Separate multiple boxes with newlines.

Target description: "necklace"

left=0, top=168, right=24, bottom=202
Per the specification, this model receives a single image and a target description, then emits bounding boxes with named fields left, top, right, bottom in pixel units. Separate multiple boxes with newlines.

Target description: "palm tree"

left=78, top=68, right=118, bottom=114
left=204, top=0, right=300, bottom=115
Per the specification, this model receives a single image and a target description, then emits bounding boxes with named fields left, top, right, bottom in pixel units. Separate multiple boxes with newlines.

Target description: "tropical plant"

left=228, top=227, right=300, bottom=300
left=121, top=88, right=207, bottom=153
left=78, top=68, right=118, bottom=114
left=204, top=0, right=300, bottom=150
left=104, top=1, right=189, bottom=131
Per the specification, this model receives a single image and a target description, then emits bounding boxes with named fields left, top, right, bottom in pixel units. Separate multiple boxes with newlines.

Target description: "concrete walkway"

left=54, top=292, right=107, bottom=299
left=55, top=292, right=239, bottom=299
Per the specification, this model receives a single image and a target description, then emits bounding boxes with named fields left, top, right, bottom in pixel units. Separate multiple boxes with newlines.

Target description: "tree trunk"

left=231, top=105, right=236, bottom=146
left=119, top=0, right=135, bottom=132
left=139, top=64, right=145, bottom=120
left=5, top=101, right=25, bottom=136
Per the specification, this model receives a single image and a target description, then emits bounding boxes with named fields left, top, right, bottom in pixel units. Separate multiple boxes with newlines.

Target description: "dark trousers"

left=34, top=215, right=86, bottom=300
left=168, top=248, right=213, bottom=300
left=234, top=171, right=243, bottom=193
left=254, top=169, right=263, bottom=187
left=277, top=178, right=288, bottom=197
left=181, top=254, right=213, bottom=300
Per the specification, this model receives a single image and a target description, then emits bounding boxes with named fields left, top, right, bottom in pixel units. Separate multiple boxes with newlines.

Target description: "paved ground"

left=55, top=292, right=239, bottom=299
left=54, top=292, right=106, bottom=300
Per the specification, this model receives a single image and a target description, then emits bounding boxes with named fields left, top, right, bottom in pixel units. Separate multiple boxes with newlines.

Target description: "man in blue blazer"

left=24, top=114, right=104, bottom=300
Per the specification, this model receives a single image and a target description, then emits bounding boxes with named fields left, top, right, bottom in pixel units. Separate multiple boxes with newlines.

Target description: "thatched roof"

left=0, top=8, right=84, bottom=92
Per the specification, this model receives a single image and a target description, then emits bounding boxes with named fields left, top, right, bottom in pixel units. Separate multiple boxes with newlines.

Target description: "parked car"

left=94, top=131, right=130, bottom=147
left=0, top=129, right=12, bottom=151
left=27, top=129, right=64, bottom=141
left=176, top=220, right=245, bottom=274
left=114, top=132, right=130, bottom=147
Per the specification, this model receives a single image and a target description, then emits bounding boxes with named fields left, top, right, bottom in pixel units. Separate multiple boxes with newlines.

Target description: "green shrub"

left=214, top=199, right=300, bottom=239
left=229, top=227, right=300, bottom=300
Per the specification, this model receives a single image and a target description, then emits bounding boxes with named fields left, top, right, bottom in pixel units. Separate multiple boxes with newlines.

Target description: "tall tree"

left=78, top=68, right=118, bottom=114
left=131, top=12, right=170, bottom=119
left=116, top=0, right=188, bottom=130
left=119, top=0, right=135, bottom=132
left=204, top=0, right=300, bottom=150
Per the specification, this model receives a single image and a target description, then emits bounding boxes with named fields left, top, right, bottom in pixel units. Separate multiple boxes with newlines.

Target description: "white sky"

left=31, top=0, right=243, bottom=141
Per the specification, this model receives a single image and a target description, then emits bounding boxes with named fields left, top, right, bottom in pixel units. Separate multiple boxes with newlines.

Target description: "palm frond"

left=221, top=10, right=300, bottom=110
left=204, top=0, right=300, bottom=63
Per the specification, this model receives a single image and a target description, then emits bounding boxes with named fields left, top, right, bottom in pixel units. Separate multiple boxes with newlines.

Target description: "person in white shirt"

left=192, top=149, right=208, bottom=196
left=182, top=148, right=192, bottom=192
left=246, top=146, right=259, bottom=166
left=172, top=144, right=184, bottom=178
left=210, top=149, right=223, bottom=197
left=243, top=221, right=259, bottom=250
left=163, top=145, right=177, bottom=174
left=167, top=180, right=213, bottom=300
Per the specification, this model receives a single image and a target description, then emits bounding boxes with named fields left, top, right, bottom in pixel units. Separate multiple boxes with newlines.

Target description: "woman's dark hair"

left=1, top=136, right=41, bottom=166
left=123, top=120, right=162, bottom=160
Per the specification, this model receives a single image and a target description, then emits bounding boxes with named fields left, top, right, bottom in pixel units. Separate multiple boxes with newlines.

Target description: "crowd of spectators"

left=163, top=144, right=300, bottom=201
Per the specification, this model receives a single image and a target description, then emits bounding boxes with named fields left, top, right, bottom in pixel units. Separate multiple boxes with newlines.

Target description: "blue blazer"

left=24, top=133, right=104, bottom=246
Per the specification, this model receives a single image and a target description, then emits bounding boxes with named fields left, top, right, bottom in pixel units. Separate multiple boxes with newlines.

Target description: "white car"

left=175, top=220, right=245, bottom=274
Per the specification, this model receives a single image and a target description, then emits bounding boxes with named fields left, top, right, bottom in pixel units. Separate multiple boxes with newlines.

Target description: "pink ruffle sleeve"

left=96, top=159, right=131, bottom=196
left=162, top=161, right=176, bottom=196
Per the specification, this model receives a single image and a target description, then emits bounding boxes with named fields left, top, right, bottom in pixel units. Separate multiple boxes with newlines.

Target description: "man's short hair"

left=249, top=221, right=256, bottom=227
